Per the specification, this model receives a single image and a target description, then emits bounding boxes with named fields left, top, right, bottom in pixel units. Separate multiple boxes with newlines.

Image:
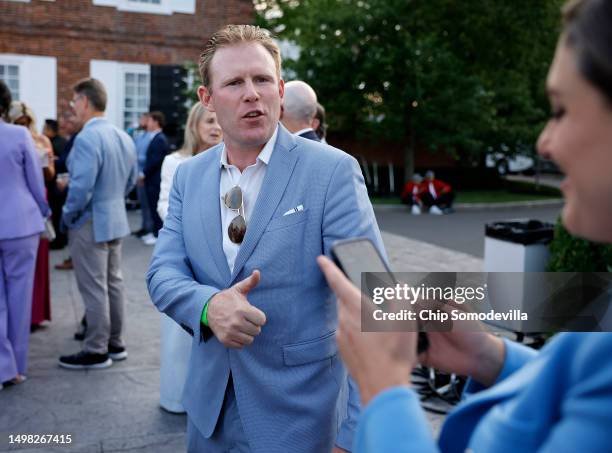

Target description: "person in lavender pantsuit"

left=0, top=81, right=50, bottom=388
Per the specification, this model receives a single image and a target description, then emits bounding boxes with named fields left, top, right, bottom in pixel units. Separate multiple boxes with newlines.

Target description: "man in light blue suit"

left=59, top=78, right=137, bottom=370
left=146, top=25, right=384, bottom=452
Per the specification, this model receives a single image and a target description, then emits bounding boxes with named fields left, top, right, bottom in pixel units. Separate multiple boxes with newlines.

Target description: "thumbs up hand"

left=207, top=270, right=267, bottom=348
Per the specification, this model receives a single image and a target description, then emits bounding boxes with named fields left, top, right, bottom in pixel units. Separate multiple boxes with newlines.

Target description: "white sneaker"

left=140, top=233, right=154, bottom=242
left=411, top=205, right=421, bottom=215
left=429, top=205, right=444, bottom=215
left=142, top=234, right=157, bottom=245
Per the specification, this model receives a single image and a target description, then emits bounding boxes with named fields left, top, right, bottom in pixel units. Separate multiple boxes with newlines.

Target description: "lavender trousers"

left=0, top=234, right=39, bottom=382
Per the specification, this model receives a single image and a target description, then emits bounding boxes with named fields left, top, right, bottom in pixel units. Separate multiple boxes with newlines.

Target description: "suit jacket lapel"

left=230, top=126, right=299, bottom=283
left=199, top=147, right=232, bottom=285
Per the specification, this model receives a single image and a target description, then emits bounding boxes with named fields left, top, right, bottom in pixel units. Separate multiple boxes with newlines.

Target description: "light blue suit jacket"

left=146, top=125, right=385, bottom=452
left=355, top=332, right=612, bottom=452
left=62, top=117, right=137, bottom=242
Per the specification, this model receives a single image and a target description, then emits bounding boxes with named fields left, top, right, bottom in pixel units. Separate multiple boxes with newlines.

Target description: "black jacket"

left=143, top=132, right=170, bottom=190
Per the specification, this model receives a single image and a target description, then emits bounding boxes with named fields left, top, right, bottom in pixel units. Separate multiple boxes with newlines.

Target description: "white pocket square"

left=283, top=204, right=304, bottom=216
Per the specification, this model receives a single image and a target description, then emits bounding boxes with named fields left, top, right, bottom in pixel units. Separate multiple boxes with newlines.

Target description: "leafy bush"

left=547, top=218, right=612, bottom=272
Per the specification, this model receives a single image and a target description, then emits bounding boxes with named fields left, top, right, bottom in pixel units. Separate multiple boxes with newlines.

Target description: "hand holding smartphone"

left=330, top=237, right=429, bottom=353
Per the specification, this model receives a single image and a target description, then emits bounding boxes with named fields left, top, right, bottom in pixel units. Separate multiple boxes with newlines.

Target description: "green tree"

left=255, top=0, right=564, bottom=178
left=548, top=218, right=612, bottom=272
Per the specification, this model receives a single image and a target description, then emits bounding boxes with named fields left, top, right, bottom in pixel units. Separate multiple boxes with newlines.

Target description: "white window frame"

left=121, top=66, right=151, bottom=131
left=0, top=60, right=21, bottom=101
left=91, top=0, right=194, bottom=15
left=90, top=60, right=151, bottom=130
left=0, top=54, right=57, bottom=123
left=118, top=0, right=171, bottom=15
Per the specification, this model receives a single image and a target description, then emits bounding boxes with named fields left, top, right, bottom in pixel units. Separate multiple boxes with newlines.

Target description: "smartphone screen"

left=331, top=238, right=392, bottom=289
left=331, top=237, right=429, bottom=353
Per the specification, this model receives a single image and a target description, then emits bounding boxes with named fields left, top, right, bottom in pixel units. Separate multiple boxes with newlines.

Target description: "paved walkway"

left=375, top=204, right=561, bottom=258
left=0, top=212, right=482, bottom=452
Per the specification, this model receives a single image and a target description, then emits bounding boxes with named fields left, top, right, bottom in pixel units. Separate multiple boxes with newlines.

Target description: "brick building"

left=0, top=0, right=254, bottom=135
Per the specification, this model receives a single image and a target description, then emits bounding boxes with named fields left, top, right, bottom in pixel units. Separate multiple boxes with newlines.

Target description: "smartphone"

left=331, top=237, right=429, bottom=353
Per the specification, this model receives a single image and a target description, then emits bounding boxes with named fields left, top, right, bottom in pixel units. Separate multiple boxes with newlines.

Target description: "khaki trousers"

left=69, top=222, right=125, bottom=354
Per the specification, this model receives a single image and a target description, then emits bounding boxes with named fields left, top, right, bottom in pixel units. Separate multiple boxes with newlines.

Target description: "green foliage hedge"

left=547, top=218, right=612, bottom=272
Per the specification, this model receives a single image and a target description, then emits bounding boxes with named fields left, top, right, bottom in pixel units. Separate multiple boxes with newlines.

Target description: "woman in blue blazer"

left=318, top=0, right=612, bottom=451
left=0, top=82, right=50, bottom=388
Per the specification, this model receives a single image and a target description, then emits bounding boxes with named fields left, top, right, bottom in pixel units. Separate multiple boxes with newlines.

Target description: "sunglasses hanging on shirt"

left=223, top=185, right=247, bottom=244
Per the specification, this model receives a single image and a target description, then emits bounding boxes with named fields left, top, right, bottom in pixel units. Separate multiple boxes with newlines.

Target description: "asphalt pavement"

left=375, top=204, right=563, bottom=258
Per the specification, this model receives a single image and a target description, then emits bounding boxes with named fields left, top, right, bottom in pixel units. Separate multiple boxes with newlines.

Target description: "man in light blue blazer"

left=59, top=78, right=137, bottom=370
left=146, top=25, right=384, bottom=452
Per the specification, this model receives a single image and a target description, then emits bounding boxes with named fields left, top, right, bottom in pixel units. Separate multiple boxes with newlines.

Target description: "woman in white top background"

left=157, top=103, right=222, bottom=220
left=157, top=102, right=222, bottom=413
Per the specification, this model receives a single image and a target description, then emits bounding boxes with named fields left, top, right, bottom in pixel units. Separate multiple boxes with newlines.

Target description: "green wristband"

left=201, top=301, right=210, bottom=327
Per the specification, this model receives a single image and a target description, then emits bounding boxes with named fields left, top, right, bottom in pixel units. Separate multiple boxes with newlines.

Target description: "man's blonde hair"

left=199, top=24, right=281, bottom=90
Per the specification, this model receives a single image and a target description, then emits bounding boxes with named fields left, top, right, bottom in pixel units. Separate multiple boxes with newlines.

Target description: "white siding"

left=0, top=54, right=56, bottom=125
left=172, top=0, right=195, bottom=14
left=90, top=60, right=122, bottom=128
left=91, top=0, right=194, bottom=14
left=90, top=60, right=150, bottom=130
left=92, top=0, right=120, bottom=6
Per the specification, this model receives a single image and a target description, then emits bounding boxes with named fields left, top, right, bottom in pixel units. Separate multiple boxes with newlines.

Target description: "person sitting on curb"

left=400, top=173, right=425, bottom=215
left=420, top=170, right=455, bottom=214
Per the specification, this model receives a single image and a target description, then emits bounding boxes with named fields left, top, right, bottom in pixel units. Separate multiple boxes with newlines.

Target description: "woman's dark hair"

left=0, top=80, right=12, bottom=119
left=563, top=0, right=612, bottom=104
left=45, top=119, right=59, bottom=134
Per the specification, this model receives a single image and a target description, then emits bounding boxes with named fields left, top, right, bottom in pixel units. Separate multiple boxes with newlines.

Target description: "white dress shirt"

left=219, top=126, right=278, bottom=273
left=157, top=152, right=189, bottom=221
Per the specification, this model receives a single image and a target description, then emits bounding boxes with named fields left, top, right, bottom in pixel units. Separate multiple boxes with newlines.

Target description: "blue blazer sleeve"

left=146, top=164, right=221, bottom=340
left=21, top=130, right=51, bottom=218
left=354, top=335, right=612, bottom=453
left=355, top=387, right=438, bottom=453
left=353, top=339, right=537, bottom=453
left=462, top=338, right=538, bottom=397
left=62, top=132, right=101, bottom=227
left=534, top=334, right=612, bottom=452
left=125, top=145, right=138, bottom=198
left=321, top=155, right=386, bottom=450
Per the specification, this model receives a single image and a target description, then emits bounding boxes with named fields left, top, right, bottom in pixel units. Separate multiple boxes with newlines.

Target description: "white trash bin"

left=483, top=220, right=554, bottom=332
left=484, top=220, right=554, bottom=272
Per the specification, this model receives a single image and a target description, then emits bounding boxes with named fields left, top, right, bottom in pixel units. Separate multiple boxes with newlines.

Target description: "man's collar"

left=219, top=124, right=279, bottom=169
left=83, top=116, right=105, bottom=128
left=294, top=127, right=315, bottom=137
